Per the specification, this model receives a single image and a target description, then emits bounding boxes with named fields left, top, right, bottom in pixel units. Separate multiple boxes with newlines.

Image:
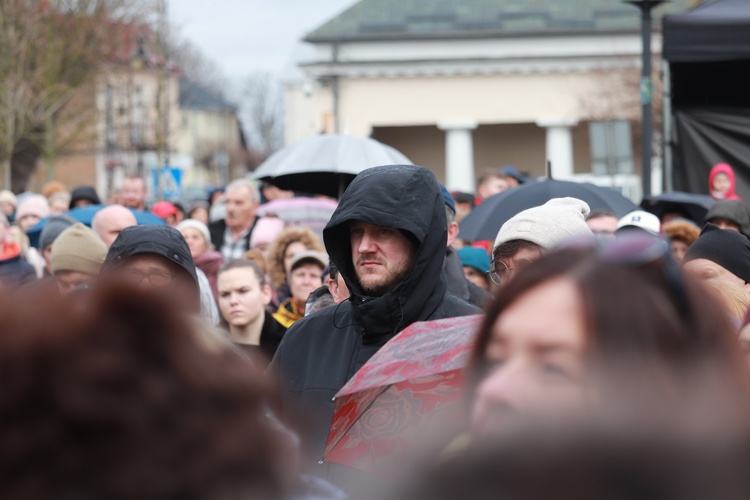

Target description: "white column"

left=536, top=119, right=578, bottom=180
left=438, top=121, right=477, bottom=193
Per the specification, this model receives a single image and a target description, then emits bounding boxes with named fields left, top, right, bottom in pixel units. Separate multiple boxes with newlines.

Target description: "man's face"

left=96, top=211, right=137, bottom=249
left=463, top=266, right=490, bottom=291
left=225, top=186, right=257, bottom=231
left=709, top=217, right=741, bottom=233
left=55, top=270, right=97, bottom=295
left=684, top=258, right=749, bottom=291
left=478, top=176, right=508, bottom=200
left=43, top=245, right=53, bottom=274
left=115, top=254, right=197, bottom=303
left=289, top=262, right=323, bottom=308
left=122, top=178, right=146, bottom=209
left=350, top=221, right=415, bottom=296
left=586, top=216, right=619, bottom=239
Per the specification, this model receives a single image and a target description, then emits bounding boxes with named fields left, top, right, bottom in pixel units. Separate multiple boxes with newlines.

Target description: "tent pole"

left=662, top=60, right=674, bottom=192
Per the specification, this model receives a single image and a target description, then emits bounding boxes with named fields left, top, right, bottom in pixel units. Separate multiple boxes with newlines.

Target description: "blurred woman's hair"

left=220, top=258, right=268, bottom=287
left=242, top=248, right=269, bottom=275
left=702, top=276, right=750, bottom=322
left=472, top=240, right=749, bottom=405
left=266, top=226, right=324, bottom=289
left=0, top=283, right=289, bottom=499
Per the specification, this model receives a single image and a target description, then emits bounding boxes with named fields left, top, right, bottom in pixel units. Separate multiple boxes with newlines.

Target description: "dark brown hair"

left=0, top=283, right=287, bottom=499
left=472, top=245, right=748, bottom=397
left=491, top=239, right=542, bottom=263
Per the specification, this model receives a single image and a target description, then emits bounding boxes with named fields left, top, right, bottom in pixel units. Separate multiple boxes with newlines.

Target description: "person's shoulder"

left=434, top=292, right=483, bottom=318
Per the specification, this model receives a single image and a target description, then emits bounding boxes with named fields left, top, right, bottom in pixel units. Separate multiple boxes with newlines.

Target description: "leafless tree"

left=240, top=72, right=284, bottom=160
left=0, top=0, right=147, bottom=192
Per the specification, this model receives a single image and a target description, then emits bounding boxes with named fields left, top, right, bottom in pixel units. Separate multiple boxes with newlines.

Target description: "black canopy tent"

left=662, top=0, right=750, bottom=199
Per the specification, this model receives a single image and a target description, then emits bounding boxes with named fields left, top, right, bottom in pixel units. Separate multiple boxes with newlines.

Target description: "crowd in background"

left=2, top=160, right=750, bottom=499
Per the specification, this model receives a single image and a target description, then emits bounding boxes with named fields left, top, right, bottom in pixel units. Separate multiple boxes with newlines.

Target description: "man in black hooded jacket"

left=269, top=165, right=480, bottom=481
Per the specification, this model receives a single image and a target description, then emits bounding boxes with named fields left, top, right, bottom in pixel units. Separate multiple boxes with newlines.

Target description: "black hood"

left=102, top=225, right=199, bottom=294
left=69, top=185, right=101, bottom=209
left=324, top=165, right=447, bottom=343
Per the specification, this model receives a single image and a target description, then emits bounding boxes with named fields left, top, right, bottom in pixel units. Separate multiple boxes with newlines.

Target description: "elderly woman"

left=177, top=219, right=223, bottom=299
left=265, top=226, right=325, bottom=308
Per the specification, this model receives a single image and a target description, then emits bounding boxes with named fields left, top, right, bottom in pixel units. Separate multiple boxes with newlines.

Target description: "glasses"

left=121, top=269, right=175, bottom=288
left=487, top=258, right=534, bottom=286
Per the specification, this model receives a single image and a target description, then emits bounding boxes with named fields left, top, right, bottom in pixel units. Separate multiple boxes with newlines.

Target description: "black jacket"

left=444, top=246, right=490, bottom=309
left=0, top=253, right=36, bottom=290
left=269, top=165, right=480, bottom=475
left=208, top=218, right=255, bottom=254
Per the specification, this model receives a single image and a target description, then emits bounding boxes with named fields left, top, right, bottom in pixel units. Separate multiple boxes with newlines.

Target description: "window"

left=589, top=120, right=634, bottom=176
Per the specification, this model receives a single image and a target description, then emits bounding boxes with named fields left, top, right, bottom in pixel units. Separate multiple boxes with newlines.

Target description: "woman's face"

left=283, top=241, right=308, bottom=274
left=472, top=277, right=589, bottom=437
left=180, top=227, right=207, bottom=257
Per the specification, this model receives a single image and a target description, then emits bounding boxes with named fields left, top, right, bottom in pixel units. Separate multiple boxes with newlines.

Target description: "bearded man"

left=269, top=165, right=479, bottom=483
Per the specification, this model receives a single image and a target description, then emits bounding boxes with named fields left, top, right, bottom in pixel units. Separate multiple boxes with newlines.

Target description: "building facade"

left=284, top=0, right=694, bottom=199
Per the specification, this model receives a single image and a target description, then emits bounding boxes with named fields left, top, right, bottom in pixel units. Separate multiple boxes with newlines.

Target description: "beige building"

left=284, top=0, right=694, bottom=200
left=174, top=78, right=244, bottom=190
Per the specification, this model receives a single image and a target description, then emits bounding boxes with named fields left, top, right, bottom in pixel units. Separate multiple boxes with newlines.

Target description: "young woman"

left=217, top=259, right=286, bottom=366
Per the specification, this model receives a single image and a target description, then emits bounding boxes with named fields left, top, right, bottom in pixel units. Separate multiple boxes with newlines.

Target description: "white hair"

left=225, top=178, right=260, bottom=205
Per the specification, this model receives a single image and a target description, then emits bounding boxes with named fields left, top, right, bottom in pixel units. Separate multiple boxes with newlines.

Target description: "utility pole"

left=625, top=0, right=667, bottom=198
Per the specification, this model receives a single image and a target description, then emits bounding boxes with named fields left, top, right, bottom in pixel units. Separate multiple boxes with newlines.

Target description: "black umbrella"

left=640, top=192, right=714, bottom=224
left=458, top=179, right=638, bottom=242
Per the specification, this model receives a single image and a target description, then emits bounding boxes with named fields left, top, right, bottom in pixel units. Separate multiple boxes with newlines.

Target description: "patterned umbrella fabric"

left=256, top=197, right=338, bottom=237
left=323, top=315, right=484, bottom=475
left=458, top=179, right=638, bottom=242
left=252, top=134, right=412, bottom=198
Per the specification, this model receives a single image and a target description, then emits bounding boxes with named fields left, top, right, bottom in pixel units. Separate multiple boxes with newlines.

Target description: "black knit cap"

left=102, top=225, right=198, bottom=295
left=684, top=223, right=750, bottom=283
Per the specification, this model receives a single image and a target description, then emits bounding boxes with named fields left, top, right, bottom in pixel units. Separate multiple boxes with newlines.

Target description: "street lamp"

left=625, top=0, right=667, bottom=197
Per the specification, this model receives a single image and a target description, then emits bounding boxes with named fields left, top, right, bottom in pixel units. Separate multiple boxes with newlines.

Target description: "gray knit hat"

left=39, top=214, right=76, bottom=251
left=493, top=197, right=593, bottom=252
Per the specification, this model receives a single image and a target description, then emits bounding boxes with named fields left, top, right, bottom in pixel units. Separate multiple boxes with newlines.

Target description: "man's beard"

left=355, top=254, right=413, bottom=297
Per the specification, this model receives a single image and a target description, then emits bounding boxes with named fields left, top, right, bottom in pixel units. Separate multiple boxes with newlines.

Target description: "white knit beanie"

left=493, top=197, right=593, bottom=252
left=176, top=219, right=214, bottom=249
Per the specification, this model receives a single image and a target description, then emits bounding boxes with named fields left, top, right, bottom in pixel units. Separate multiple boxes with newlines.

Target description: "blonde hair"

left=266, top=226, right=324, bottom=289
left=702, top=277, right=750, bottom=320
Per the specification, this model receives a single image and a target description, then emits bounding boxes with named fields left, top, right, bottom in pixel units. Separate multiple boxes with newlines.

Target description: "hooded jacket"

left=709, top=163, right=742, bottom=201
left=268, top=165, right=479, bottom=479
left=704, top=199, right=750, bottom=238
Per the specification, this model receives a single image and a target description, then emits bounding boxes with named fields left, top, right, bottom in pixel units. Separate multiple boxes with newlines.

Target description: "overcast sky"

left=169, top=0, right=357, bottom=84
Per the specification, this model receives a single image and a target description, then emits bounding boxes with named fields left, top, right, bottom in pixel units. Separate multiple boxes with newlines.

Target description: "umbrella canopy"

left=640, top=192, right=714, bottom=225
left=256, top=197, right=337, bottom=236
left=323, top=315, right=483, bottom=475
left=27, top=205, right=165, bottom=248
left=458, top=179, right=638, bottom=242
left=252, top=134, right=412, bottom=198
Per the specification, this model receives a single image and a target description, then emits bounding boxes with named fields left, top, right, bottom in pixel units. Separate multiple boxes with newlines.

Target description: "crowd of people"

left=2, top=160, right=750, bottom=499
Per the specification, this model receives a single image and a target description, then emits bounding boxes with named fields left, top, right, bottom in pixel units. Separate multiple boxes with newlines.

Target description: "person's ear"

left=327, top=278, right=339, bottom=303
left=262, top=284, right=272, bottom=306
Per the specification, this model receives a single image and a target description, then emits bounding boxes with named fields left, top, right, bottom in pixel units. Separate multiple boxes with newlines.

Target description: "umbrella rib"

left=321, top=384, right=391, bottom=463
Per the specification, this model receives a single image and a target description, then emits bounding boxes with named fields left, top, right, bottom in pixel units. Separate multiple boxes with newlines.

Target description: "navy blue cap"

left=439, top=183, right=456, bottom=213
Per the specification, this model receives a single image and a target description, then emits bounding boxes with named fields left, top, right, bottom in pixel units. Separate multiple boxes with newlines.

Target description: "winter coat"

left=208, top=218, right=256, bottom=255
left=234, top=311, right=287, bottom=368
left=444, top=246, right=490, bottom=309
left=709, top=163, right=742, bottom=201
left=0, top=243, right=36, bottom=290
left=268, top=165, right=480, bottom=481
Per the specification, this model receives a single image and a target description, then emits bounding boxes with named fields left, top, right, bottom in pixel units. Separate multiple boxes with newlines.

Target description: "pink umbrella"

left=323, top=314, right=484, bottom=475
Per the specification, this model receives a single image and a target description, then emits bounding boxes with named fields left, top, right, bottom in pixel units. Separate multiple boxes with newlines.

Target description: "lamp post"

left=625, top=0, right=666, bottom=197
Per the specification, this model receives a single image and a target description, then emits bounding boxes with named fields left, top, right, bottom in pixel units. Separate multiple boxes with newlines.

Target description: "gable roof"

left=306, top=0, right=697, bottom=42
left=179, top=78, right=236, bottom=112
